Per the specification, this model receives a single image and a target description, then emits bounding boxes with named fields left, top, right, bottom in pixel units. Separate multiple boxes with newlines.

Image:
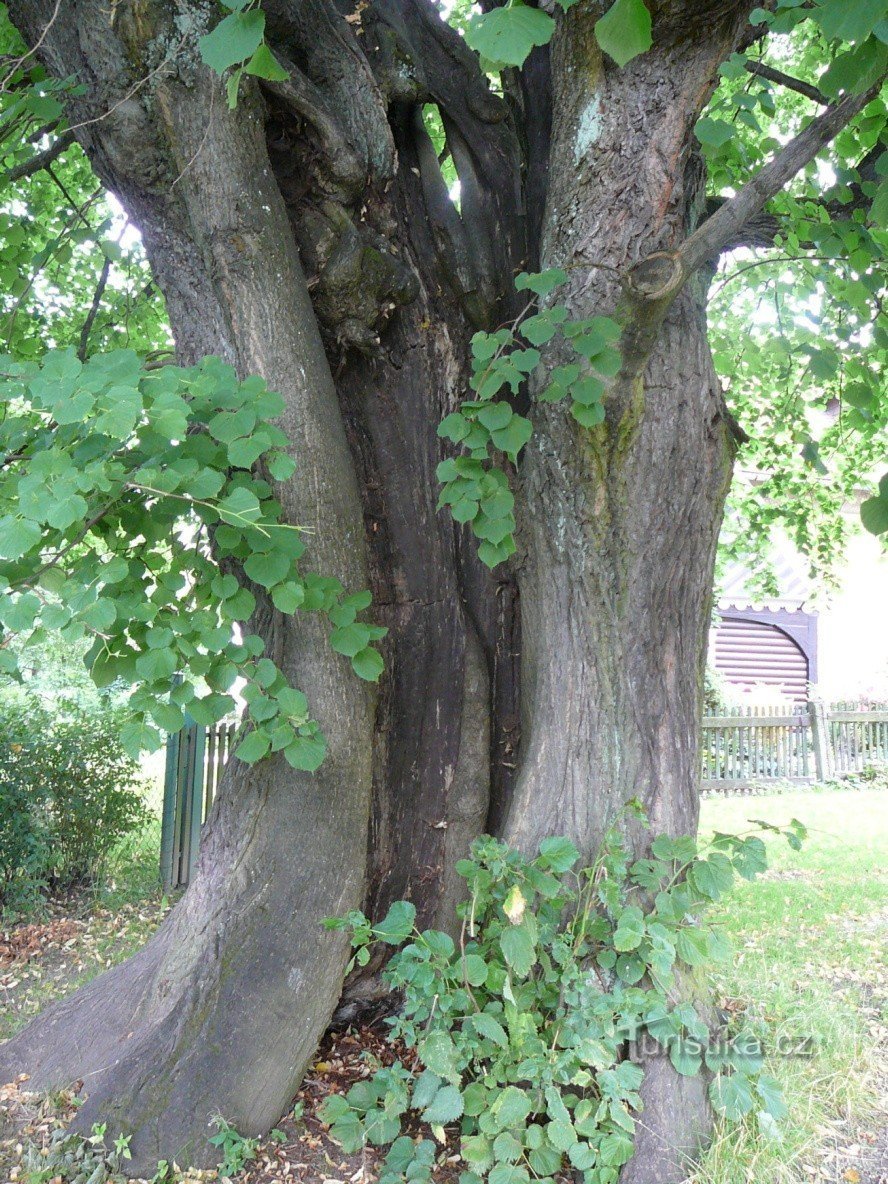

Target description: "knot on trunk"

left=624, top=251, right=685, bottom=304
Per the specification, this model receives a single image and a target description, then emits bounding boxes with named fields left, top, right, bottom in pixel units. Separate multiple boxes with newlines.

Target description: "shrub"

left=322, top=808, right=806, bottom=1184
left=0, top=694, right=150, bottom=914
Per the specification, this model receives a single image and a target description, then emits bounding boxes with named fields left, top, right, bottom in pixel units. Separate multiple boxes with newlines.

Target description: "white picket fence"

left=701, top=701, right=888, bottom=791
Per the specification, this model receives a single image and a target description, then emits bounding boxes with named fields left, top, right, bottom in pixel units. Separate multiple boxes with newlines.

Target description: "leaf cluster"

left=322, top=813, right=806, bottom=1184
left=0, top=348, right=386, bottom=766
left=437, top=270, right=620, bottom=569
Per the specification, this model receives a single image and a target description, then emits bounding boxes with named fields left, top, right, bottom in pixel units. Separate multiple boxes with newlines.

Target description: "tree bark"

left=499, top=6, right=754, bottom=1179
left=0, top=0, right=522, bottom=1169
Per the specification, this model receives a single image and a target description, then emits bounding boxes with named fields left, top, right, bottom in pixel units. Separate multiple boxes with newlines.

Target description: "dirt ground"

left=0, top=901, right=885, bottom=1184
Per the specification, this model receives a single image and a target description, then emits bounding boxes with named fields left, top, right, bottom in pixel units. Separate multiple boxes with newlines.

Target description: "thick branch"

left=680, top=82, right=882, bottom=274
left=77, top=254, right=111, bottom=361
left=4, top=127, right=74, bottom=182
left=744, top=61, right=827, bottom=105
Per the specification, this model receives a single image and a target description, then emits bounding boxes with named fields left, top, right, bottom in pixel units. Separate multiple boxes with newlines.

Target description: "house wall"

left=816, top=531, right=888, bottom=701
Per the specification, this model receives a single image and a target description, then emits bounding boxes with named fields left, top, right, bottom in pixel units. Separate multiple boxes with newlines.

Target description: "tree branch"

left=4, top=127, right=74, bottom=182
left=77, top=254, right=111, bottom=362
left=680, top=81, right=883, bottom=275
left=744, top=61, right=827, bottom=105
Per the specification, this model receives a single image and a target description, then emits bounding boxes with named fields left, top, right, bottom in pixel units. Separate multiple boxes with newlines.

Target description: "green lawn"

left=690, top=787, right=887, bottom=1183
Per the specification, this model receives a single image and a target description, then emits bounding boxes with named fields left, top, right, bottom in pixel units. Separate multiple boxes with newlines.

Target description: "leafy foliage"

left=198, top=1, right=289, bottom=108
left=322, top=811, right=807, bottom=1184
left=437, top=270, right=620, bottom=569
left=0, top=349, right=385, bottom=764
left=698, top=13, right=888, bottom=558
left=464, top=0, right=651, bottom=72
left=208, top=1115, right=259, bottom=1177
left=0, top=694, right=149, bottom=915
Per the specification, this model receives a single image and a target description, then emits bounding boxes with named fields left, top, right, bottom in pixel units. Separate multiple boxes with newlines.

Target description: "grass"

left=689, top=787, right=887, bottom=1183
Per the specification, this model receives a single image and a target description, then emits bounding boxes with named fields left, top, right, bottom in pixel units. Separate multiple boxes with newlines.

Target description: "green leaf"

left=418, top=1031, right=459, bottom=1081
left=422, top=1085, right=464, bottom=1124
left=474, top=1012, right=508, bottom=1047
left=438, top=412, right=471, bottom=442
left=490, top=415, right=533, bottom=461
left=861, top=486, right=888, bottom=535
left=272, top=582, right=305, bottom=613
left=546, top=1120, right=577, bottom=1151
left=669, top=1039, right=703, bottom=1077
left=244, top=43, right=290, bottom=81
left=500, top=923, right=535, bottom=978
left=515, top=269, right=568, bottom=296
left=284, top=733, right=326, bottom=771
left=756, top=1074, right=788, bottom=1120
left=463, top=954, right=489, bottom=987
left=613, top=906, right=645, bottom=951
left=528, top=1145, right=562, bottom=1176
left=199, top=9, right=266, bottom=74
left=695, top=117, right=735, bottom=149
left=235, top=730, right=271, bottom=764
left=594, top=0, right=652, bottom=66
left=352, top=646, right=385, bottom=681
left=373, top=900, right=416, bottom=944
left=330, top=621, right=371, bottom=658
left=492, top=1132, right=523, bottom=1163
left=244, top=550, right=291, bottom=589
left=477, top=402, right=514, bottom=432
left=488, top=1165, right=528, bottom=1184
left=491, top=1087, right=532, bottom=1129
left=465, top=4, right=555, bottom=68
left=710, top=1073, right=755, bottom=1120
left=0, top=516, right=41, bottom=560
left=812, top=0, right=888, bottom=43
left=688, top=853, right=734, bottom=900
left=119, top=719, right=163, bottom=758
left=538, top=835, right=580, bottom=871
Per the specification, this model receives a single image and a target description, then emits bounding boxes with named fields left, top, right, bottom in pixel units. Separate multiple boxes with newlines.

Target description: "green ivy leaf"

left=594, top=0, right=652, bottom=67
left=199, top=9, right=266, bottom=74
left=465, top=5, right=555, bottom=68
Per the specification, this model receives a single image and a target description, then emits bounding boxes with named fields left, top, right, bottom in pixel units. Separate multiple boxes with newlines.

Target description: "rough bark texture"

left=0, top=0, right=835, bottom=1180
left=496, top=5, right=756, bottom=1176
left=1, top=0, right=524, bottom=1169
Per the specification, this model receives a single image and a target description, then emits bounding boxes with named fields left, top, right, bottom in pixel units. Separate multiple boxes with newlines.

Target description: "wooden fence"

left=160, top=717, right=237, bottom=890
left=701, top=702, right=888, bottom=791
left=160, top=701, right=888, bottom=888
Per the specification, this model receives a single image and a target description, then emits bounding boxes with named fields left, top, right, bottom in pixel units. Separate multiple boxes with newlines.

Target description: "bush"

left=0, top=694, right=150, bottom=915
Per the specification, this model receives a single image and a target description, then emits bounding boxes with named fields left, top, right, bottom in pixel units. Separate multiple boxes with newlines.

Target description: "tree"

left=0, top=0, right=884, bottom=1180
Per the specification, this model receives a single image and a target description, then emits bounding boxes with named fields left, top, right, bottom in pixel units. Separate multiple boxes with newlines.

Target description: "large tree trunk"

left=0, top=0, right=760, bottom=1180
left=0, top=0, right=522, bottom=1170
left=502, top=9, right=747, bottom=1179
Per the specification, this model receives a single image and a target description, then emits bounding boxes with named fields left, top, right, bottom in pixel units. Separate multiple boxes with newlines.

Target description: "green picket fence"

left=160, top=716, right=237, bottom=890
left=162, top=701, right=888, bottom=889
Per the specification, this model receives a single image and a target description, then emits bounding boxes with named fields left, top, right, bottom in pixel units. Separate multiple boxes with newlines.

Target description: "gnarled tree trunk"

left=1, top=0, right=802, bottom=1180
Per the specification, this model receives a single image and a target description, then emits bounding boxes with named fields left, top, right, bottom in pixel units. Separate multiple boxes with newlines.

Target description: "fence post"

left=808, top=699, right=832, bottom=782
left=160, top=726, right=181, bottom=892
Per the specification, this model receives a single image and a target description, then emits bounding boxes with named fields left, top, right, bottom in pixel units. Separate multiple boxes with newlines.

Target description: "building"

left=711, top=530, right=888, bottom=705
